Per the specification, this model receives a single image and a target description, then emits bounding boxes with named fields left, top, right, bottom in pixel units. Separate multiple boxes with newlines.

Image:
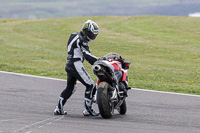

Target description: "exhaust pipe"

left=93, top=65, right=101, bottom=71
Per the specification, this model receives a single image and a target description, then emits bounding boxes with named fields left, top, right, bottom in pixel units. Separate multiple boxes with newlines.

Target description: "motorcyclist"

left=54, top=20, right=100, bottom=116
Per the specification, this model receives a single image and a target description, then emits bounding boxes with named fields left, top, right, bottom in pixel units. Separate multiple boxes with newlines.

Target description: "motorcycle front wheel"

left=97, top=82, right=114, bottom=119
left=118, top=99, right=127, bottom=114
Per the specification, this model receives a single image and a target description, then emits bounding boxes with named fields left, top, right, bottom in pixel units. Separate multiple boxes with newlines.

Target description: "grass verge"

left=0, top=16, right=199, bottom=95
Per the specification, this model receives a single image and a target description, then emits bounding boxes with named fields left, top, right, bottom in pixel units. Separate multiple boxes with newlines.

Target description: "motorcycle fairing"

left=108, top=61, right=128, bottom=82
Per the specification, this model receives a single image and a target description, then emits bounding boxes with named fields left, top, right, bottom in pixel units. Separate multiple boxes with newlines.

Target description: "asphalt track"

left=0, top=71, right=200, bottom=133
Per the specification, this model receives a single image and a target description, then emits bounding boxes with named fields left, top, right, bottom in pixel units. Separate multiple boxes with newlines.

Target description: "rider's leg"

left=72, top=61, right=99, bottom=116
left=54, top=73, right=77, bottom=115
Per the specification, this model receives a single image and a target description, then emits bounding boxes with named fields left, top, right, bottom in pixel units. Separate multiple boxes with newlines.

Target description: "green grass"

left=0, top=16, right=199, bottom=95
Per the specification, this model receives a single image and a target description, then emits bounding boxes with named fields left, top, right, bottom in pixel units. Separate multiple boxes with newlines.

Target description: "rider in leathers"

left=54, top=20, right=100, bottom=116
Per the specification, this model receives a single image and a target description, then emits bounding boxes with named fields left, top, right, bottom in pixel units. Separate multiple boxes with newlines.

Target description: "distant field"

left=0, top=16, right=199, bottom=95
left=1, top=0, right=200, bottom=18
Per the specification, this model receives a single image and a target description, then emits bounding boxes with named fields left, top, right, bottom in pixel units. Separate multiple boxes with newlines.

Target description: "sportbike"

left=92, top=56, right=131, bottom=119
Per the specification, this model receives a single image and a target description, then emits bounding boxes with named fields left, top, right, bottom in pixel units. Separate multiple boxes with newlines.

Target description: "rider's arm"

left=80, top=42, right=99, bottom=65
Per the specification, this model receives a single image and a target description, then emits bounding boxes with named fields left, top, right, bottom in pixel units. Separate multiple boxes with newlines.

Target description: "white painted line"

left=38, top=126, right=43, bottom=129
left=13, top=116, right=56, bottom=133
left=0, top=118, right=27, bottom=123
left=0, top=70, right=199, bottom=98
left=38, top=116, right=64, bottom=129
left=0, top=70, right=66, bottom=82
left=131, top=88, right=200, bottom=98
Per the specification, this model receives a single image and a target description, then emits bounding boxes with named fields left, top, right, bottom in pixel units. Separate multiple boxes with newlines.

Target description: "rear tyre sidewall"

left=97, top=82, right=114, bottom=119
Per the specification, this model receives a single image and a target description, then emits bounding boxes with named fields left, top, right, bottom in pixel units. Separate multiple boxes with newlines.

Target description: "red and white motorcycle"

left=92, top=53, right=131, bottom=119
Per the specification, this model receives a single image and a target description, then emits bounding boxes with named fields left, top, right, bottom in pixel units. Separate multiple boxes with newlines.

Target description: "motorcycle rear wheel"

left=97, top=82, right=114, bottom=119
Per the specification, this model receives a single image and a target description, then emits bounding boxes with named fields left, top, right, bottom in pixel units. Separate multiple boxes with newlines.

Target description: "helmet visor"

left=90, top=34, right=97, bottom=40
left=87, top=31, right=98, bottom=40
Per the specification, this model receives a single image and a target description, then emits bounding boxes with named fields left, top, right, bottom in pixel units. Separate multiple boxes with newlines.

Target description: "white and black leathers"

left=59, top=31, right=99, bottom=106
left=66, top=31, right=98, bottom=66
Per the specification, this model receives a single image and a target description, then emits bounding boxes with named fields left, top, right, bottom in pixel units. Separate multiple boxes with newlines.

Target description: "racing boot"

left=54, top=97, right=67, bottom=115
left=83, top=98, right=99, bottom=116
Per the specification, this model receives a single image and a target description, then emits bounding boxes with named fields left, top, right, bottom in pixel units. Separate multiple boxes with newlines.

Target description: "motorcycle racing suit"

left=55, top=31, right=99, bottom=116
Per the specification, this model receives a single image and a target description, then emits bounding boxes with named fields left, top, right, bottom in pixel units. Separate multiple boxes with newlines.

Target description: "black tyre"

left=97, top=82, right=114, bottom=119
left=118, top=99, right=127, bottom=114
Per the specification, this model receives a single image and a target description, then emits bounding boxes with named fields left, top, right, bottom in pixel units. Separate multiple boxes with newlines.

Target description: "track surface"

left=0, top=71, right=200, bottom=133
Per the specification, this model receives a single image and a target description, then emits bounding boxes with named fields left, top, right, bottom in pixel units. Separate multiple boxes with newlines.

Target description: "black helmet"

left=82, top=20, right=99, bottom=42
